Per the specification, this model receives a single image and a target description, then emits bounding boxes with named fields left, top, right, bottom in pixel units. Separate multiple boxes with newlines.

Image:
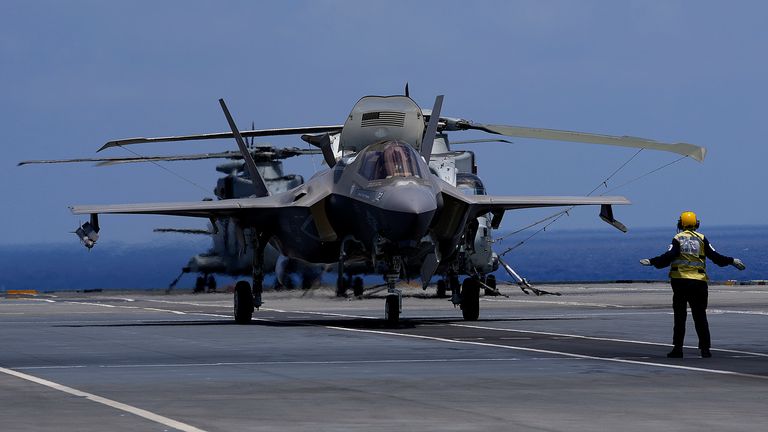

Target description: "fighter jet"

left=70, top=93, right=706, bottom=324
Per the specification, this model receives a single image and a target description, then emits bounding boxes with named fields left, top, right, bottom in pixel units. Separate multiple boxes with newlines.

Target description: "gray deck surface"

left=1, top=282, right=767, bottom=431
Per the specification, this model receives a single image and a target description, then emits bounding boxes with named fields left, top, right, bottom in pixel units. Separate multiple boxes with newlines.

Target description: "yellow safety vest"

left=669, top=230, right=708, bottom=281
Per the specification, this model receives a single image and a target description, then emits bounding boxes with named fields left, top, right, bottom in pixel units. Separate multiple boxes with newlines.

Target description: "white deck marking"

left=144, top=299, right=228, bottom=307
left=245, top=308, right=768, bottom=378
left=62, top=300, right=194, bottom=316
left=0, top=366, right=207, bottom=432
left=320, top=324, right=768, bottom=381
left=15, top=358, right=528, bottom=370
left=65, top=301, right=116, bottom=308
left=192, top=313, right=230, bottom=318
left=142, top=307, right=187, bottom=315
left=709, top=309, right=768, bottom=316
left=1, top=298, right=57, bottom=303
left=482, top=298, right=632, bottom=308
left=16, top=296, right=768, bottom=380
left=451, top=323, right=768, bottom=358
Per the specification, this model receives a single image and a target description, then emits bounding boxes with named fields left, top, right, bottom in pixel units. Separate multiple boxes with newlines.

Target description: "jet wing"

left=461, top=194, right=630, bottom=215
left=434, top=184, right=630, bottom=238
left=71, top=198, right=278, bottom=219
left=71, top=178, right=330, bottom=219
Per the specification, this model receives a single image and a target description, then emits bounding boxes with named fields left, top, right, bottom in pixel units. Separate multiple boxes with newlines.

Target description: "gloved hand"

left=639, top=259, right=651, bottom=266
left=732, top=258, right=746, bottom=270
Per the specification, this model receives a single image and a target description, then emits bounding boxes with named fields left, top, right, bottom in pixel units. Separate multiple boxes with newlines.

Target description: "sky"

left=2, top=0, right=767, bottom=246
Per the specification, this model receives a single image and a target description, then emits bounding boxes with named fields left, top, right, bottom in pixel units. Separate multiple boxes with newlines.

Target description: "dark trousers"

left=671, top=278, right=710, bottom=350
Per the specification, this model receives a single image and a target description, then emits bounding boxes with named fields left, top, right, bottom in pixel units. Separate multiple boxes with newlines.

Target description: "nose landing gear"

left=383, top=257, right=403, bottom=325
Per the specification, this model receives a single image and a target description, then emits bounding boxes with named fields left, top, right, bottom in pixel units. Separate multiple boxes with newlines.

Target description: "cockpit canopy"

left=456, top=173, right=486, bottom=195
left=357, top=140, right=424, bottom=181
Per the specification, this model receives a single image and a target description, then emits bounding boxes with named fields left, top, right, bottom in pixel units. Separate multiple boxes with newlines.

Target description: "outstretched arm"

left=649, top=239, right=680, bottom=269
left=704, top=238, right=735, bottom=267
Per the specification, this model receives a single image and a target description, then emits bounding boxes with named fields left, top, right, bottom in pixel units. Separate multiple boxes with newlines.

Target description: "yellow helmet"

left=678, top=211, right=699, bottom=230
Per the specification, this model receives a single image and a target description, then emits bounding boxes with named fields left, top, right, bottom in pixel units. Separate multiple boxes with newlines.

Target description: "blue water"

left=496, top=225, right=767, bottom=282
left=1, top=226, right=765, bottom=292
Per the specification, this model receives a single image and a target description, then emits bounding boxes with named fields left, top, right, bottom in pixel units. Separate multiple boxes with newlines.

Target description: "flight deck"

left=1, top=282, right=766, bottom=431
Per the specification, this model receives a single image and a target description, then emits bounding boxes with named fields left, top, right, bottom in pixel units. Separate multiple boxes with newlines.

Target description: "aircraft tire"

left=484, top=274, right=497, bottom=296
left=436, top=279, right=447, bottom=298
left=336, top=274, right=348, bottom=297
left=352, top=277, right=364, bottom=297
left=234, top=280, right=254, bottom=324
left=461, top=278, right=480, bottom=321
left=194, top=276, right=205, bottom=294
left=385, top=295, right=400, bottom=325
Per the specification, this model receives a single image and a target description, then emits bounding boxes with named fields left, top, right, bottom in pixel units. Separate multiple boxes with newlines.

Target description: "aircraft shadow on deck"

left=54, top=315, right=585, bottom=330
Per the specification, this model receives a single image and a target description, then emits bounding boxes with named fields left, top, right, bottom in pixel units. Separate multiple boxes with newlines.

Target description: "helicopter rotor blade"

left=19, top=148, right=322, bottom=167
left=17, top=157, right=135, bottom=166
left=99, top=125, right=343, bottom=152
left=440, top=118, right=706, bottom=162
left=97, top=147, right=321, bottom=166
left=450, top=138, right=513, bottom=145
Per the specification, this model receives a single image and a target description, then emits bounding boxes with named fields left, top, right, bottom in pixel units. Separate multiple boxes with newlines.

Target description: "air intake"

left=361, top=111, right=406, bottom=128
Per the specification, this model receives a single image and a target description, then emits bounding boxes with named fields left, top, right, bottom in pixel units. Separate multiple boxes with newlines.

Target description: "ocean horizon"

left=1, top=225, right=765, bottom=292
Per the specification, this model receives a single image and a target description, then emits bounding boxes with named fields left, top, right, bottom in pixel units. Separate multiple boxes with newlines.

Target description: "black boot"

left=667, top=347, right=683, bottom=358
left=701, top=348, right=712, bottom=358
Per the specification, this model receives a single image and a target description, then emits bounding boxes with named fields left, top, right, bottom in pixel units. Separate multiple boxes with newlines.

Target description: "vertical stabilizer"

left=420, top=95, right=444, bottom=160
left=219, top=99, right=269, bottom=197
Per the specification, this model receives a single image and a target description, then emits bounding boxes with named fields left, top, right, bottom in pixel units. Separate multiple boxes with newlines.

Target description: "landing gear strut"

left=483, top=274, right=497, bottom=296
left=233, top=231, right=267, bottom=324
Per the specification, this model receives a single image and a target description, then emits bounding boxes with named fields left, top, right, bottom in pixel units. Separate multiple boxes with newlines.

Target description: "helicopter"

left=20, top=143, right=326, bottom=293
left=67, top=93, right=705, bottom=324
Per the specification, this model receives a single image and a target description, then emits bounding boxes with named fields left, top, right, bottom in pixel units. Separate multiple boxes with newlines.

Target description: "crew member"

left=640, top=211, right=745, bottom=358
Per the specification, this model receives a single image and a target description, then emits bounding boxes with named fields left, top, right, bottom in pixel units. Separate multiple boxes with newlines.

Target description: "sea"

left=1, top=225, right=765, bottom=292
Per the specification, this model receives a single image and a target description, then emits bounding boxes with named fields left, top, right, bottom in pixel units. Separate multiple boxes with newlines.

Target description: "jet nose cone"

left=378, top=183, right=437, bottom=215
left=376, top=183, right=437, bottom=241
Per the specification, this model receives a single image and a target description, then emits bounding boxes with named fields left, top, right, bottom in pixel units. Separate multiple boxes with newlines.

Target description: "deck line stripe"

left=320, top=325, right=768, bottom=381
left=451, top=323, right=768, bottom=358
left=0, top=366, right=207, bottom=432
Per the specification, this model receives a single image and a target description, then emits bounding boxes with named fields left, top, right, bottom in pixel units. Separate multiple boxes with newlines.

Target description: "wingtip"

left=696, top=146, right=707, bottom=162
left=98, top=142, right=117, bottom=152
left=677, top=142, right=706, bottom=162
left=99, top=138, right=149, bottom=152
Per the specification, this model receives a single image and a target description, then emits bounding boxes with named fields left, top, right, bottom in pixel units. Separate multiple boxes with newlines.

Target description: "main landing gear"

left=450, top=274, right=480, bottom=321
left=233, top=233, right=266, bottom=325
left=336, top=237, right=365, bottom=298
left=460, top=277, right=480, bottom=321
left=234, top=280, right=254, bottom=324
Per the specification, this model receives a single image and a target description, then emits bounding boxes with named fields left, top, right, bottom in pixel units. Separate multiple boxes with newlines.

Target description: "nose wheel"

left=383, top=259, right=402, bottom=325
left=385, top=290, right=401, bottom=324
